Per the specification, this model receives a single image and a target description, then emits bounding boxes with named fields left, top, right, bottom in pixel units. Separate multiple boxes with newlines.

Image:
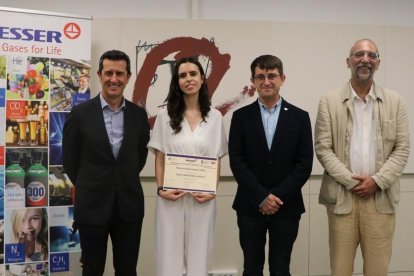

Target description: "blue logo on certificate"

left=5, top=243, right=25, bottom=263
left=50, top=252, right=70, bottom=272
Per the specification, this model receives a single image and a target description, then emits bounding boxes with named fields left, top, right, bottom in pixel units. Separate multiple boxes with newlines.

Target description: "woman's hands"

left=190, top=192, right=215, bottom=203
left=158, top=189, right=186, bottom=201
left=158, top=189, right=216, bottom=203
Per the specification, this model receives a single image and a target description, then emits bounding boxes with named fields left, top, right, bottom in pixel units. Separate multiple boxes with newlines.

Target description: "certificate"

left=163, top=153, right=219, bottom=194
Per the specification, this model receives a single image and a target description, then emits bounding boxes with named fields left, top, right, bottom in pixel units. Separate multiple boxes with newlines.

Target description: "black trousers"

left=237, top=214, right=300, bottom=276
left=77, top=209, right=143, bottom=276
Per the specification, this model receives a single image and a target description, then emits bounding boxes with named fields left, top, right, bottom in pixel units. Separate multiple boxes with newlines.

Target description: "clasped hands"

left=351, top=175, right=379, bottom=199
left=159, top=189, right=215, bottom=203
left=259, top=194, right=283, bottom=215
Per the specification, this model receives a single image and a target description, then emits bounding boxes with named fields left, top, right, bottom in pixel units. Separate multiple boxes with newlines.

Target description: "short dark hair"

left=98, top=49, right=131, bottom=76
left=250, top=55, right=283, bottom=78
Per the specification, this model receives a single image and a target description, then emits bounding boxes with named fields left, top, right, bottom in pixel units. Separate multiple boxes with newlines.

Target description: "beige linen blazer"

left=315, top=82, right=410, bottom=214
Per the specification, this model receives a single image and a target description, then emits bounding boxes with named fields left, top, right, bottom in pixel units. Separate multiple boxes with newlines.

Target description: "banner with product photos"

left=0, top=7, right=91, bottom=276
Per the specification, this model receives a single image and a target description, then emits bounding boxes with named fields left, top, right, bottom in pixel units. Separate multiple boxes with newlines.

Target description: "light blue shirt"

left=258, top=97, right=282, bottom=150
left=100, top=93, right=125, bottom=158
left=257, top=97, right=282, bottom=208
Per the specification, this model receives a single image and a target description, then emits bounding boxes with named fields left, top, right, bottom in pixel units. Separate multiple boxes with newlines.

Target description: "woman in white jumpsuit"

left=148, top=56, right=228, bottom=276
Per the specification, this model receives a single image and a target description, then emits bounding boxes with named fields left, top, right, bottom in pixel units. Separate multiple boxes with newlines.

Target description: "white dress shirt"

left=350, top=86, right=377, bottom=177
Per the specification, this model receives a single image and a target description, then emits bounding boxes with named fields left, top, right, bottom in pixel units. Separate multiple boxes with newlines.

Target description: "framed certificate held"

left=163, top=153, right=219, bottom=194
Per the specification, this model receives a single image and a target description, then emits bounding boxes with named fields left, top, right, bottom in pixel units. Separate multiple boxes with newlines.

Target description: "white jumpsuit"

left=148, top=107, right=228, bottom=276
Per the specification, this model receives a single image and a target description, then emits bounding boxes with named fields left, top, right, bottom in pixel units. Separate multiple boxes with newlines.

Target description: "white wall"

left=2, top=0, right=414, bottom=26
left=2, top=1, right=413, bottom=275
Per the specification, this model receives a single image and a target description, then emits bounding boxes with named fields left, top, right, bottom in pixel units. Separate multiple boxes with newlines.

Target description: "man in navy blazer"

left=229, top=55, right=313, bottom=276
left=62, top=50, right=149, bottom=276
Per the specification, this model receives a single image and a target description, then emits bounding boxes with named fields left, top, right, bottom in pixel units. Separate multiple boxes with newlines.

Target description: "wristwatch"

left=157, top=186, right=164, bottom=196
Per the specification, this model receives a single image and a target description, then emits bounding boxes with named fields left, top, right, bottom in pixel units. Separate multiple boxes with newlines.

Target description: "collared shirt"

left=100, top=93, right=125, bottom=158
left=257, top=97, right=282, bottom=208
left=258, top=97, right=282, bottom=150
left=350, top=85, right=377, bottom=176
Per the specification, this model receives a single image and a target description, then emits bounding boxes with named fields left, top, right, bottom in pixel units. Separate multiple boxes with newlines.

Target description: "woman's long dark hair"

left=166, top=56, right=211, bottom=134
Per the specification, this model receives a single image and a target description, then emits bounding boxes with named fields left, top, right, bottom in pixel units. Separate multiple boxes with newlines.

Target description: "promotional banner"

left=1, top=7, right=91, bottom=276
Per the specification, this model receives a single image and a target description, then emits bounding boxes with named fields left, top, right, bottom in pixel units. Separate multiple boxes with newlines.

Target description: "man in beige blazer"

left=315, top=39, right=410, bottom=276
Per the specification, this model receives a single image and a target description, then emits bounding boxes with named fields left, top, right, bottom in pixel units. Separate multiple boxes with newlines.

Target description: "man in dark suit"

left=62, top=49, right=149, bottom=276
left=229, top=55, right=313, bottom=276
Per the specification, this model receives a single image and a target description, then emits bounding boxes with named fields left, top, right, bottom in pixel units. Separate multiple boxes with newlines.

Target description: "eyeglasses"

left=350, top=51, right=379, bottom=60
left=253, top=73, right=281, bottom=82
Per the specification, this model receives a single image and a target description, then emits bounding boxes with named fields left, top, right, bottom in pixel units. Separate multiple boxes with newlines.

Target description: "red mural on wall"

left=132, top=36, right=256, bottom=127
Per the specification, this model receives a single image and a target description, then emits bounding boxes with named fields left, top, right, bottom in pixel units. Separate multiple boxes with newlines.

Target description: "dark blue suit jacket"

left=229, top=98, right=313, bottom=219
left=62, top=95, right=149, bottom=225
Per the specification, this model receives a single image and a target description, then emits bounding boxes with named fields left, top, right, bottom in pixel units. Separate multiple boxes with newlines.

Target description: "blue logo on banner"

left=5, top=243, right=25, bottom=263
left=0, top=88, right=5, bottom=107
left=72, top=93, right=90, bottom=107
left=0, top=27, right=62, bottom=43
left=50, top=252, right=70, bottom=272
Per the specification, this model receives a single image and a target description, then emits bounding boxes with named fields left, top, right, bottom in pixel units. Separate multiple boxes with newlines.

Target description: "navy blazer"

left=62, top=95, right=149, bottom=225
left=229, top=98, right=313, bottom=219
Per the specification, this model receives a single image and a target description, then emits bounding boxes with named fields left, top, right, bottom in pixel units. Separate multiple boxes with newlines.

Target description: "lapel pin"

left=284, top=107, right=288, bottom=110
